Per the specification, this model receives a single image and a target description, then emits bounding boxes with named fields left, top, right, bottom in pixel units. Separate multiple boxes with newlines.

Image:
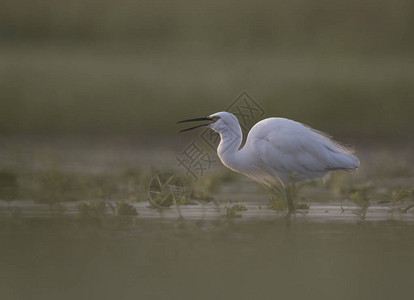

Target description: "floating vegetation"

left=268, top=196, right=309, bottom=212
left=224, top=204, right=248, bottom=218
left=379, top=187, right=414, bottom=215
left=268, top=196, right=287, bottom=212
left=295, top=203, right=310, bottom=210
left=77, top=200, right=139, bottom=217
left=148, top=172, right=187, bottom=208
left=350, top=182, right=374, bottom=221
left=388, top=187, right=412, bottom=205
left=0, top=137, right=413, bottom=223
left=230, top=204, right=247, bottom=211
left=148, top=191, right=189, bottom=208
left=75, top=200, right=108, bottom=227
left=116, top=201, right=138, bottom=216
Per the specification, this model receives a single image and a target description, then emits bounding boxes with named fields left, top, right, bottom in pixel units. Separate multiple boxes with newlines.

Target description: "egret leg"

left=285, top=187, right=294, bottom=214
left=269, top=181, right=295, bottom=213
left=285, top=182, right=296, bottom=214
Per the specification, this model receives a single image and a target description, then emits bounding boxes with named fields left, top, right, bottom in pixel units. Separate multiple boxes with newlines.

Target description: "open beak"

left=177, top=117, right=214, bottom=133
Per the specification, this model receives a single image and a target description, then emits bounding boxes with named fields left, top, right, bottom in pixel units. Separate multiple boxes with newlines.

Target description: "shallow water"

left=1, top=214, right=414, bottom=300
left=0, top=136, right=413, bottom=299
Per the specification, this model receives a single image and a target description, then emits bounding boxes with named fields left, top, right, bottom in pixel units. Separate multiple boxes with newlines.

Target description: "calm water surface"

left=1, top=136, right=413, bottom=300
left=1, top=215, right=414, bottom=300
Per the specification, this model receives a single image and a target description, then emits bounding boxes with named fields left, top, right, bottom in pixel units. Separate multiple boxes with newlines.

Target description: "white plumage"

left=240, top=117, right=359, bottom=186
left=178, top=111, right=360, bottom=212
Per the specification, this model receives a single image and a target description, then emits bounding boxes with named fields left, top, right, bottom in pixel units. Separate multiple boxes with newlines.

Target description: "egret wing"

left=247, top=118, right=358, bottom=185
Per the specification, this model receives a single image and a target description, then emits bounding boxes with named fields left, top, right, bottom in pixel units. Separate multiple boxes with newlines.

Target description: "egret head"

left=177, top=111, right=239, bottom=134
left=207, top=112, right=240, bottom=133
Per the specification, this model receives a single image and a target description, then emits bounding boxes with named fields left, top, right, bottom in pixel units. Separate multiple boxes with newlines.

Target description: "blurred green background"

left=0, top=0, right=413, bottom=139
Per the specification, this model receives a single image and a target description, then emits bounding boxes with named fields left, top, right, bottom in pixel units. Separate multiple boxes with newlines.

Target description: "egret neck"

left=216, top=123, right=244, bottom=173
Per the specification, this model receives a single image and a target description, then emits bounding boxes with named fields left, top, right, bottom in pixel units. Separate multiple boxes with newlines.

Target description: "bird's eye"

left=211, top=116, right=220, bottom=122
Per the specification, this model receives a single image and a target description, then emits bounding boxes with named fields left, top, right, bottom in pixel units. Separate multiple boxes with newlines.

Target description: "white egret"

left=178, top=112, right=359, bottom=213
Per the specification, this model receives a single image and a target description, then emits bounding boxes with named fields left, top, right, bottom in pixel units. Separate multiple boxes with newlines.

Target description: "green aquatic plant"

left=401, top=189, right=414, bottom=213
left=230, top=204, right=247, bottom=211
left=389, top=188, right=412, bottom=206
left=380, top=187, right=414, bottom=215
left=268, top=195, right=310, bottom=212
left=116, top=201, right=138, bottom=216
left=268, top=196, right=287, bottom=212
left=265, top=173, right=310, bottom=213
left=77, top=200, right=107, bottom=218
left=295, top=203, right=310, bottom=210
left=149, top=188, right=182, bottom=208
left=225, top=208, right=240, bottom=218
left=349, top=182, right=373, bottom=220
left=224, top=205, right=247, bottom=218
left=75, top=200, right=110, bottom=227
left=148, top=171, right=188, bottom=208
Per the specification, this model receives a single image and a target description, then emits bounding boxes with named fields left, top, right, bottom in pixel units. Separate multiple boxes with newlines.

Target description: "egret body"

left=178, top=112, right=359, bottom=212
